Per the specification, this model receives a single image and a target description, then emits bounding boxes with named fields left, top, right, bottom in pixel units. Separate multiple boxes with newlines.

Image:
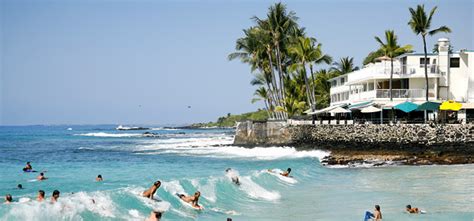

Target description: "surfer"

left=142, top=181, right=161, bottom=200
left=406, top=205, right=420, bottom=214
left=147, top=210, right=163, bottom=221
left=51, top=190, right=60, bottom=203
left=225, top=168, right=240, bottom=185
left=96, top=174, right=103, bottom=182
left=37, top=172, right=47, bottom=181
left=37, top=190, right=45, bottom=202
left=280, top=168, right=291, bottom=177
left=177, top=191, right=202, bottom=209
left=364, top=205, right=382, bottom=221
left=22, top=162, right=35, bottom=172
left=4, top=194, right=12, bottom=204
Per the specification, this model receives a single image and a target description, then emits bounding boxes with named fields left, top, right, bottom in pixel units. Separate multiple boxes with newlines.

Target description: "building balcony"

left=375, top=89, right=435, bottom=99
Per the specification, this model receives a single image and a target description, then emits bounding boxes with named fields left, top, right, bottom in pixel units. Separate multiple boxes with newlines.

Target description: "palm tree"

left=408, top=4, right=451, bottom=101
left=330, top=57, right=359, bottom=76
left=288, top=36, right=331, bottom=112
left=375, top=30, right=413, bottom=101
left=252, top=87, right=271, bottom=118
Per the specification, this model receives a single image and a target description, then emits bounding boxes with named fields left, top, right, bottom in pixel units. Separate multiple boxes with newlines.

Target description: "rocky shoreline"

left=234, top=121, right=474, bottom=166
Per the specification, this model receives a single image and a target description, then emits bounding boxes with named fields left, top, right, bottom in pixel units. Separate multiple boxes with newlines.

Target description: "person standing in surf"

left=142, top=181, right=161, bottom=200
left=51, top=190, right=60, bottom=203
left=177, top=191, right=202, bottom=209
left=364, top=205, right=382, bottom=221
left=37, top=190, right=45, bottom=202
left=4, top=194, right=13, bottom=204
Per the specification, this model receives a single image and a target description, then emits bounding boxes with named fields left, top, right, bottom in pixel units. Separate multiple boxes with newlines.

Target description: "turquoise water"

left=0, top=125, right=473, bottom=221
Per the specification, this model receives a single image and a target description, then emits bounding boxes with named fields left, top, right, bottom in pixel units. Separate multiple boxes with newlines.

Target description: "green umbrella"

left=394, top=101, right=419, bottom=113
left=416, top=101, right=440, bottom=111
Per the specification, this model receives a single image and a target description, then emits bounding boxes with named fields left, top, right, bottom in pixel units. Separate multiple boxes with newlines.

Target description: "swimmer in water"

left=225, top=168, right=240, bottom=185
left=51, top=190, right=60, bottom=203
left=177, top=191, right=202, bottom=209
left=37, top=190, right=45, bottom=202
left=96, top=174, right=103, bottom=182
left=17, top=184, right=23, bottom=189
left=37, top=172, right=47, bottom=181
left=142, top=181, right=161, bottom=200
left=147, top=210, right=163, bottom=221
left=406, top=205, right=420, bottom=213
left=22, top=162, right=36, bottom=172
left=280, top=168, right=291, bottom=177
left=364, top=205, right=382, bottom=221
left=4, top=194, right=12, bottom=204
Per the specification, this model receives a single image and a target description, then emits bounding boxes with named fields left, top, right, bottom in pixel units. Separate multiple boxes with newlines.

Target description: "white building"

left=328, top=38, right=474, bottom=110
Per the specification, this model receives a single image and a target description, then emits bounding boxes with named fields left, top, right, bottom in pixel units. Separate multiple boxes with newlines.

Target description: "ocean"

left=0, top=125, right=472, bottom=221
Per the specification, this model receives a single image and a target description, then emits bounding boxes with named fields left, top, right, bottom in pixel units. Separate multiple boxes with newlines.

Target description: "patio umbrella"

left=361, top=105, right=382, bottom=113
left=329, top=106, right=351, bottom=114
left=394, top=101, right=419, bottom=113
left=416, top=101, right=441, bottom=111
left=440, top=100, right=462, bottom=111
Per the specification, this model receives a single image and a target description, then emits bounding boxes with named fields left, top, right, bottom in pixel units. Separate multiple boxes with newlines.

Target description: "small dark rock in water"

left=142, top=132, right=160, bottom=138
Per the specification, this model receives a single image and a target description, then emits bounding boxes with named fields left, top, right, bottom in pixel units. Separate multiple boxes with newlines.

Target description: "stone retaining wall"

left=234, top=121, right=474, bottom=153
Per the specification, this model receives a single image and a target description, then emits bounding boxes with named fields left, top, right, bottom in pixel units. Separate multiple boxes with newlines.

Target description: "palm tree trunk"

left=302, top=61, right=313, bottom=111
left=390, top=59, right=393, bottom=101
left=267, top=48, right=284, bottom=120
left=275, top=43, right=286, bottom=103
left=309, top=64, right=317, bottom=110
left=423, top=36, right=429, bottom=101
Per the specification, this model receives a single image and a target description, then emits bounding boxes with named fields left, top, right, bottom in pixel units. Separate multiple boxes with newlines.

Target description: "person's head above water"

left=225, top=168, right=231, bottom=172
left=5, top=194, right=12, bottom=202
left=98, top=175, right=102, bottom=178
left=287, top=168, right=291, bottom=172
left=38, top=190, right=45, bottom=197
left=375, top=205, right=380, bottom=211
left=40, top=172, right=44, bottom=176
left=194, top=191, right=201, bottom=197
left=27, top=162, right=30, bottom=165
left=17, top=184, right=23, bottom=189
left=52, top=190, right=60, bottom=199
left=406, top=205, right=412, bottom=209
left=154, top=181, right=161, bottom=187
left=152, top=211, right=162, bottom=219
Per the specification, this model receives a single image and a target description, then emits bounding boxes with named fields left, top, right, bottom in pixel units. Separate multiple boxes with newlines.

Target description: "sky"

left=0, top=0, right=472, bottom=125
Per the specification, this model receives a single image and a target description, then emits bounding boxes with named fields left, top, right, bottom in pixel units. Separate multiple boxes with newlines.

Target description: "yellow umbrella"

left=439, top=100, right=462, bottom=111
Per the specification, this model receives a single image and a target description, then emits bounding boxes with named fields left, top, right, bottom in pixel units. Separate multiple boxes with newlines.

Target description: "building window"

left=331, top=80, right=336, bottom=87
left=368, top=82, right=375, bottom=91
left=450, top=58, right=460, bottom=68
left=420, top=58, right=430, bottom=67
left=340, top=77, right=345, bottom=85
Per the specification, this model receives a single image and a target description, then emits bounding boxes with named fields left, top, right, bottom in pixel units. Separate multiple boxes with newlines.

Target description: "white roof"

left=361, top=105, right=382, bottom=113
left=329, top=106, right=351, bottom=114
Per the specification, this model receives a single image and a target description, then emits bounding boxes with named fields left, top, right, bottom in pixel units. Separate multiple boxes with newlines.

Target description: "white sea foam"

left=239, top=176, right=280, bottom=201
left=76, top=132, right=142, bottom=138
left=189, top=178, right=218, bottom=203
left=141, top=142, right=330, bottom=161
left=1, top=191, right=118, bottom=220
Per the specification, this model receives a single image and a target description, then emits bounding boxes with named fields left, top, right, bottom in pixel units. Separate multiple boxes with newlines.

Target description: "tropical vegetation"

left=408, top=5, right=451, bottom=101
left=226, top=3, right=451, bottom=122
left=374, top=30, right=412, bottom=101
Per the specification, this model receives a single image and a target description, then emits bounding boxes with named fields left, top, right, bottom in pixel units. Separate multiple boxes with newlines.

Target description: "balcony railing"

left=375, top=89, right=435, bottom=99
left=389, top=64, right=440, bottom=76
